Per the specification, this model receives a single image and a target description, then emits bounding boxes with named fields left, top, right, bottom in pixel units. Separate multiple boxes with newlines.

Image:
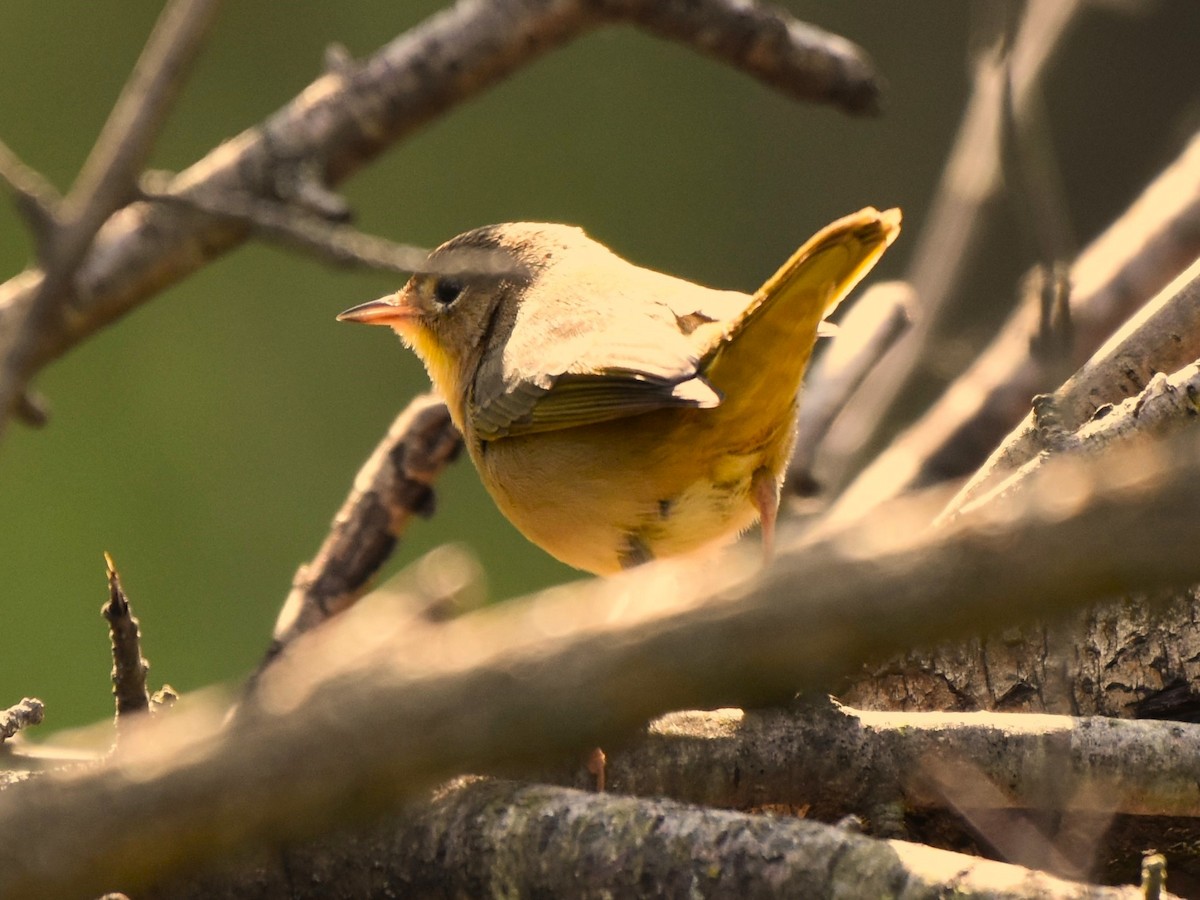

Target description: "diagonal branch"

left=823, top=127, right=1200, bottom=530
left=0, top=0, right=880, bottom=440
left=0, top=0, right=222, bottom=440
left=810, top=0, right=1085, bottom=500
left=259, top=394, right=462, bottom=670
left=942, top=256, right=1200, bottom=519
left=4, top=425, right=1200, bottom=896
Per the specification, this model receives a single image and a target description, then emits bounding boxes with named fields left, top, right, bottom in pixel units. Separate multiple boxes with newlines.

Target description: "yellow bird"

left=339, top=208, right=900, bottom=574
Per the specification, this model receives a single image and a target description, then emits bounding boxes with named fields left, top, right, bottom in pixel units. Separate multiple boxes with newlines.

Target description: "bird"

left=338, top=207, right=900, bottom=575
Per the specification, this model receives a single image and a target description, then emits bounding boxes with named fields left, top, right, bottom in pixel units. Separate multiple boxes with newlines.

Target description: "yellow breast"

left=471, top=402, right=795, bottom=574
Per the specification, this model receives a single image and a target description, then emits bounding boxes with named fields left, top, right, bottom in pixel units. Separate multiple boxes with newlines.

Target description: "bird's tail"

left=702, top=207, right=901, bottom=416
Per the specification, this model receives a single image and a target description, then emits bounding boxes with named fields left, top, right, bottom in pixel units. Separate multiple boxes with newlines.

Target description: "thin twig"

left=56, top=0, right=224, bottom=260
left=814, top=0, right=1085, bottom=498
left=0, top=0, right=222, bottom=442
left=1141, top=853, right=1168, bottom=900
left=0, top=139, right=61, bottom=252
left=139, top=176, right=432, bottom=275
left=101, top=553, right=150, bottom=722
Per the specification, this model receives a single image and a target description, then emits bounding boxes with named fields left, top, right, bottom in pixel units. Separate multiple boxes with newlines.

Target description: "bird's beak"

left=336, top=292, right=418, bottom=326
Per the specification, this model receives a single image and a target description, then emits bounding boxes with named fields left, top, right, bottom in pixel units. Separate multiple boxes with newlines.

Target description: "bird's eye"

left=433, top=278, right=464, bottom=306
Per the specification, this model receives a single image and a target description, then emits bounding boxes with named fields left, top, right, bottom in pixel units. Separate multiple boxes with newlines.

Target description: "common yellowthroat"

left=339, top=208, right=900, bottom=574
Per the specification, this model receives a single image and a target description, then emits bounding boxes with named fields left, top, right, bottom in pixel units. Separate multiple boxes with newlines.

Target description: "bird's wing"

left=468, top=285, right=731, bottom=441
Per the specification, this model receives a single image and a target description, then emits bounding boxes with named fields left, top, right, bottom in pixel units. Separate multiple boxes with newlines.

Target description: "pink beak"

left=336, top=293, right=418, bottom=326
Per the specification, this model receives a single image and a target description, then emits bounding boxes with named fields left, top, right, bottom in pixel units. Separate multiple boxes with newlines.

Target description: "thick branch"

left=4, top=428, right=1200, bottom=896
left=144, top=777, right=1162, bottom=900
left=549, top=702, right=1200, bottom=821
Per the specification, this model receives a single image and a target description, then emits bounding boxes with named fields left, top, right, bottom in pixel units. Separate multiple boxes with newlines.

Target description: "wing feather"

left=468, top=268, right=740, bottom=440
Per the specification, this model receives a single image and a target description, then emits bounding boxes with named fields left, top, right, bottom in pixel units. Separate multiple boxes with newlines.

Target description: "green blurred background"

left=0, top=2, right=1196, bottom=731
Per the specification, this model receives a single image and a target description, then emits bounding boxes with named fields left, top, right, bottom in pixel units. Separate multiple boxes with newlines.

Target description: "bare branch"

left=599, top=0, right=881, bottom=114
left=101, top=553, right=150, bottom=723
left=57, top=0, right=223, bottom=259
left=260, top=395, right=462, bottom=666
left=553, top=702, right=1200, bottom=820
left=0, top=0, right=882, bottom=438
left=138, top=174, right=432, bottom=275
left=814, top=0, right=1085, bottom=498
left=0, top=0, right=222, bottom=442
left=943, top=257, right=1200, bottom=518
left=147, top=777, right=1166, bottom=899
left=4, top=427, right=1200, bottom=895
left=0, top=139, right=61, bottom=251
left=951, top=362, right=1200, bottom=527
left=825, top=128, right=1200, bottom=529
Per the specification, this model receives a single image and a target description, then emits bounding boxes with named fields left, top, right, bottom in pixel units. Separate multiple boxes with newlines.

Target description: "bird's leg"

left=586, top=746, right=607, bottom=792
left=751, top=467, right=780, bottom=564
left=580, top=535, right=659, bottom=791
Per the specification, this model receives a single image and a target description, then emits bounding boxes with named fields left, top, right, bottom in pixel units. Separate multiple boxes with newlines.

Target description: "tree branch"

left=0, top=0, right=880, bottom=439
left=811, top=0, right=1086, bottom=500
left=259, top=394, right=462, bottom=668
left=145, top=777, right=1166, bottom=899
left=943, top=256, right=1200, bottom=518
left=4, top=425, right=1200, bottom=896
left=824, top=127, right=1200, bottom=528
left=101, top=554, right=150, bottom=724
left=548, top=702, right=1200, bottom=822
left=0, top=699, right=44, bottom=745
left=598, top=0, right=881, bottom=113
left=0, top=0, right=222, bottom=439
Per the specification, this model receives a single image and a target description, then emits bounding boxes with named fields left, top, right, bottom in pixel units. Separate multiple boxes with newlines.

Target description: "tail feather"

left=701, top=207, right=901, bottom=416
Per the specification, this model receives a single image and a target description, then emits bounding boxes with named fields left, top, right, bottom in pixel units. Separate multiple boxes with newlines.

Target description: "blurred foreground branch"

left=812, top=0, right=1085, bottom=497
left=4, top=425, right=1200, bottom=896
